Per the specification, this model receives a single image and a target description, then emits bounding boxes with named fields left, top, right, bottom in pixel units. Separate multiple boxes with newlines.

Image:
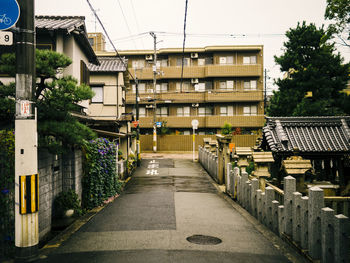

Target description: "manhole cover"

left=186, top=235, right=222, bottom=245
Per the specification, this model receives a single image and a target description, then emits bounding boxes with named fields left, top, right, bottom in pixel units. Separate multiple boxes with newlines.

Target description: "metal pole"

left=193, top=128, right=195, bottom=162
left=264, top=68, right=267, bottom=112
left=135, top=76, right=140, bottom=166
left=150, top=32, right=157, bottom=153
left=15, top=0, right=39, bottom=261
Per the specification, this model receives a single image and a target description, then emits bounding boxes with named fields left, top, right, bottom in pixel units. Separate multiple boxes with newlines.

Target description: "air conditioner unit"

left=145, top=54, right=153, bottom=61
left=191, top=52, right=198, bottom=59
left=191, top=78, right=199, bottom=84
left=147, top=88, right=154, bottom=93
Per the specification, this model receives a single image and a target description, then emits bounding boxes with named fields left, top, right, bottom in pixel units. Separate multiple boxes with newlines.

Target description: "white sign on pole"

left=20, top=100, right=31, bottom=117
left=0, top=31, right=13, bottom=45
left=191, top=119, right=199, bottom=129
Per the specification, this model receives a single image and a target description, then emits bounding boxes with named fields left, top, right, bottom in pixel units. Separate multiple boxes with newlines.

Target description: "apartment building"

left=89, top=34, right=264, bottom=136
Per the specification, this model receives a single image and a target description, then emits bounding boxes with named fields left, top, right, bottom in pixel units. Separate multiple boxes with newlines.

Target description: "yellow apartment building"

left=88, top=34, right=265, bottom=136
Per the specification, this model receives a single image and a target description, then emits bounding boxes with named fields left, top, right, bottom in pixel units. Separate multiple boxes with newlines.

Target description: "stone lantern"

left=252, top=151, right=274, bottom=191
left=281, top=156, right=312, bottom=193
left=236, top=147, right=252, bottom=172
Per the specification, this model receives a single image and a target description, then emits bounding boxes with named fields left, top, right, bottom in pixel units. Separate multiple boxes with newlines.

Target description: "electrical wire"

left=116, top=0, right=138, bottom=49
left=180, top=0, right=189, bottom=92
left=86, top=0, right=135, bottom=81
left=130, top=0, right=145, bottom=49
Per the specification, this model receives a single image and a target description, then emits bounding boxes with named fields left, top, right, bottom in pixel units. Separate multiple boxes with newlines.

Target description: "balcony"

left=138, top=115, right=265, bottom=128
left=205, top=64, right=262, bottom=77
left=128, top=64, right=262, bottom=80
left=126, top=90, right=263, bottom=104
left=206, top=90, right=263, bottom=102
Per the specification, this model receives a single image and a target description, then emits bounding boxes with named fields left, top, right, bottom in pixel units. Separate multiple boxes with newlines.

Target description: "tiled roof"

left=89, top=57, right=127, bottom=72
left=35, top=16, right=98, bottom=65
left=262, top=116, right=350, bottom=153
left=35, top=16, right=86, bottom=33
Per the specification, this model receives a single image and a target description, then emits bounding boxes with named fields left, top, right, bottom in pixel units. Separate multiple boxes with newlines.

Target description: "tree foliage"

left=325, top=0, right=350, bottom=45
left=267, top=22, right=350, bottom=117
left=0, top=49, right=96, bottom=153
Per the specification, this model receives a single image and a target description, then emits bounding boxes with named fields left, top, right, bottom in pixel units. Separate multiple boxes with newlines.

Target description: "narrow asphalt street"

left=37, top=157, right=293, bottom=263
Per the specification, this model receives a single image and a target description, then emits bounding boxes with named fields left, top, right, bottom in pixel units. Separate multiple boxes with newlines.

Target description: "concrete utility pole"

left=135, top=74, right=140, bottom=166
left=150, top=32, right=157, bottom=153
left=15, top=0, right=39, bottom=261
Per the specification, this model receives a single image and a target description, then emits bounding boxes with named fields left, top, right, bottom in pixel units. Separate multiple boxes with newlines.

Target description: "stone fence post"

left=334, top=214, right=349, bottom=263
left=321, top=207, right=335, bottom=263
left=308, top=186, right=324, bottom=260
left=250, top=178, right=259, bottom=218
left=284, top=176, right=296, bottom=236
left=292, top=192, right=302, bottom=245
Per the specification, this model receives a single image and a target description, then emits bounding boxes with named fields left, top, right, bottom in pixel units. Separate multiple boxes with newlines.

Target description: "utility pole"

left=15, top=0, right=39, bottom=261
left=135, top=73, right=140, bottom=167
left=150, top=32, right=157, bottom=153
left=264, top=68, right=267, bottom=113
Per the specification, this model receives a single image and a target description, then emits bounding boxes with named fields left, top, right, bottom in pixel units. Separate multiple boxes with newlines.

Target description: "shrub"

left=221, top=122, right=232, bottom=135
left=53, top=189, right=82, bottom=218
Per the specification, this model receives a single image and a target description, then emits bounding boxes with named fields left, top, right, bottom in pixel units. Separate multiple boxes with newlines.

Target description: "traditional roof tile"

left=262, top=116, right=350, bottom=153
left=88, top=57, right=127, bottom=72
left=35, top=16, right=98, bottom=65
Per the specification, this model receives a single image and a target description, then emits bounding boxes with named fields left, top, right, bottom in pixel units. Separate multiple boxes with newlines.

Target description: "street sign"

left=156, top=121, right=162, bottom=128
left=0, top=31, right=13, bottom=45
left=132, top=120, right=139, bottom=128
left=191, top=119, right=199, bottom=129
left=0, top=0, right=20, bottom=30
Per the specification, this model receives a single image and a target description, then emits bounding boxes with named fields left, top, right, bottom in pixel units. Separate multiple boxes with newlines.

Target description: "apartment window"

left=91, top=86, right=103, bottom=103
left=219, top=56, right=234, bottom=65
left=244, top=80, right=257, bottom=90
left=205, top=57, right=213, bottom=65
left=198, top=107, right=213, bottom=116
left=176, top=58, right=190, bottom=67
left=243, top=56, right=257, bottom=64
left=220, top=106, right=234, bottom=116
left=183, top=130, right=191, bottom=135
left=156, top=107, right=168, bottom=117
left=133, top=107, right=146, bottom=117
left=205, top=81, right=213, bottom=90
left=132, top=83, right=146, bottom=93
left=176, top=82, right=190, bottom=92
left=194, top=83, right=205, bottom=92
left=198, top=58, right=205, bottom=66
left=156, top=83, right=168, bottom=93
left=243, top=105, right=258, bottom=116
left=132, top=60, right=145, bottom=69
left=156, top=59, right=168, bottom=68
left=177, top=106, right=190, bottom=116
left=219, top=80, right=234, bottom=90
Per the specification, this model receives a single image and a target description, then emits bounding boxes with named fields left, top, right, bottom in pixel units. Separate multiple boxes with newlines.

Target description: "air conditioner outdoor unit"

left=191, top=78, right=199, bottom=84
left=191, top=52, right=198, bottom=59
left=145, top=54, right=153, bottom=61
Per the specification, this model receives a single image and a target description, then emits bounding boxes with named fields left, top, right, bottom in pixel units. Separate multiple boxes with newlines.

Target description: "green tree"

left=267, top=22, right=350, bottom=117
left=325, top=0, right=350, bottom=46
left=0, top=49, right=96, bottom=153
left=221, top=122, right=233, bottom=135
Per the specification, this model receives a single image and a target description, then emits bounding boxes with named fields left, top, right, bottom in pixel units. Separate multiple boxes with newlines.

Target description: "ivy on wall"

left=82, top=138, right=123, bottom=210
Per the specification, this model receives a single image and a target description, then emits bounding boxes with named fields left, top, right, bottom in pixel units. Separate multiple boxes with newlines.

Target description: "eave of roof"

left=35, top=16, right=98, bottom=65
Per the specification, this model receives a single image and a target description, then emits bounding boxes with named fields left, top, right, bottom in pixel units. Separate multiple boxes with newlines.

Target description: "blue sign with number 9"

left=0, top=0, right=20, bottom=30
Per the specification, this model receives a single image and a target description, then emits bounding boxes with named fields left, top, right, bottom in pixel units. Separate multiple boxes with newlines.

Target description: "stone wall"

left=38, top=149, right=83, bottom=240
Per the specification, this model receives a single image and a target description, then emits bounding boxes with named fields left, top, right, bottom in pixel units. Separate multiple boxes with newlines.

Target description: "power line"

left=180, top=0, right=189, bottom=92
left=130, top=0, right=145, bottom=49
left=86, top=0, right=135, bottom=81
left=116, top=0, right=138, bottom=49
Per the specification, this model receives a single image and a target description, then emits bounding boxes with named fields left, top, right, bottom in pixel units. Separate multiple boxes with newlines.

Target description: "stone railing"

left=226, top=164, right=349, bottom=262
left=198, top=146, right=218, bottom=183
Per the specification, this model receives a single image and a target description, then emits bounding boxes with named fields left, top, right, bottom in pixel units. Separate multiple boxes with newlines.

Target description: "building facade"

left=121, top=46, right=265, bottom=135
left=89, top=33, right=264, bottom=136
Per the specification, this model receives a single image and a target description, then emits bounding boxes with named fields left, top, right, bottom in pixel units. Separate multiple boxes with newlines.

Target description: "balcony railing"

left=138, top=115, right=265, bottom=128
left=126, top=90, right=263, bottom=104
left=128, top=64, right=262, bottom=80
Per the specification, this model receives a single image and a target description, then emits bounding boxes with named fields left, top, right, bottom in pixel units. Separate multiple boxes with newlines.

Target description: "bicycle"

left=0, top=14, right=12, bottom=26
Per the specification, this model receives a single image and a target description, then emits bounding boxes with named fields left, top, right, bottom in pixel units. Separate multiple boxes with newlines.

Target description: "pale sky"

left=35, top=0, right=350, bottom=94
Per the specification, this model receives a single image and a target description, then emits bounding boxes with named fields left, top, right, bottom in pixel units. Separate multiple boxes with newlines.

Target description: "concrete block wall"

left=38, top=149, right=83, bottom=240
